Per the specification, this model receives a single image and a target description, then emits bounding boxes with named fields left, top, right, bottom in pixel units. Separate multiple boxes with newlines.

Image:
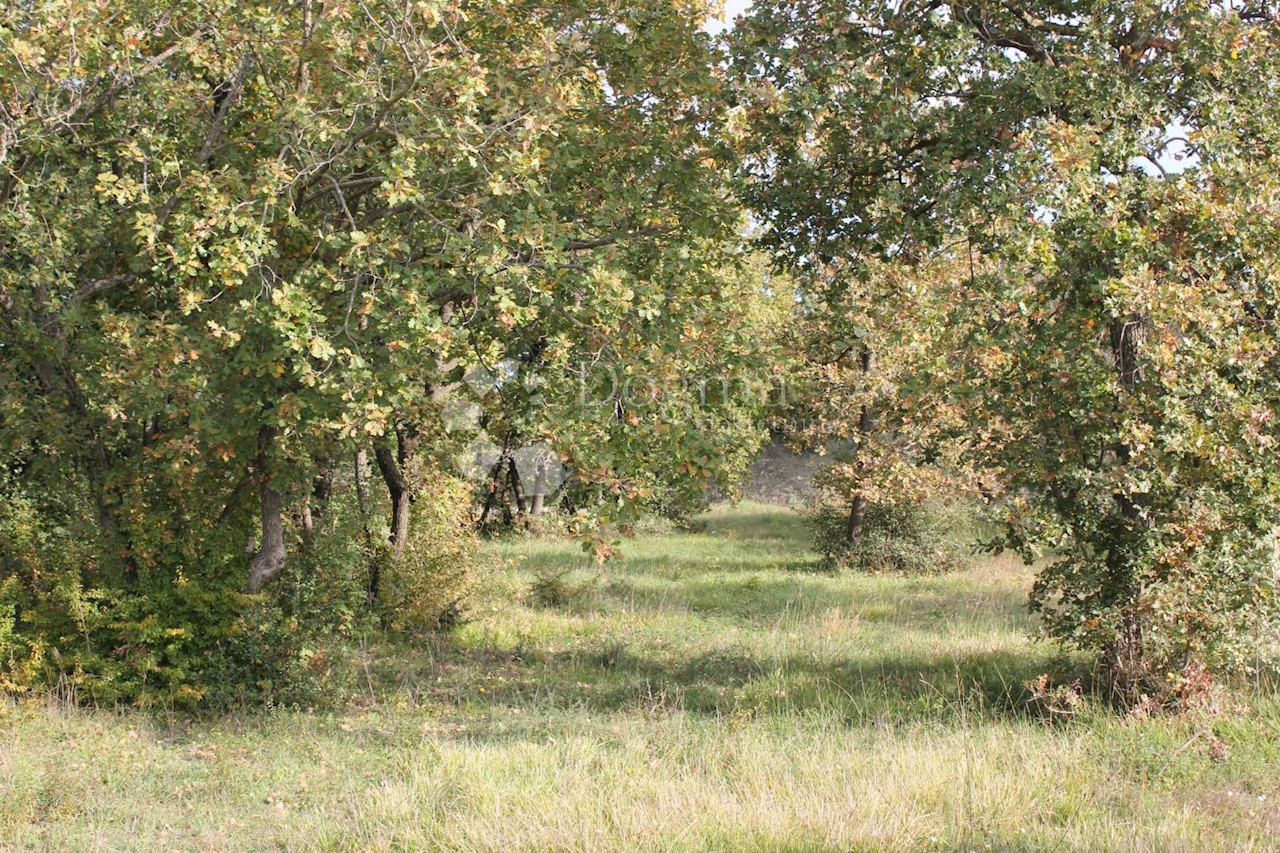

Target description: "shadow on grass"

left=372, top=505, right=1062, bottom=732
left=395, top=641, right=1057, bottom=738
left=616, top=552, right=825, bottom=578
left=697, top=506, right=813, bottom=546
left=373, top=594, right=1058, bottom=734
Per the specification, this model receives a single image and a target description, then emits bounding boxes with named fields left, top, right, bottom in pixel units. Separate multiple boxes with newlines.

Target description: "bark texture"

left=844, top=346, right=876, bottom=545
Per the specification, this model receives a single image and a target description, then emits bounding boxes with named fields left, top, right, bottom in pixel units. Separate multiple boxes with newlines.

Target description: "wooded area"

left=2, top=0, right=1279, bottom=719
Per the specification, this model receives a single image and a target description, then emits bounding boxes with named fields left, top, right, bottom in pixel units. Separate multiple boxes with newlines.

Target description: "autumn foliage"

left=3, top=0, right=1280, bottom=708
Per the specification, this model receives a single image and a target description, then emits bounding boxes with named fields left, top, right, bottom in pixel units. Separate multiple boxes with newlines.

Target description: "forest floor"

left=3, top=503, right=1279, bottom=851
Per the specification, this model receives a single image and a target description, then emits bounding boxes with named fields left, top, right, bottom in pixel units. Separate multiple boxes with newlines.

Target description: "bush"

left=809, top=497, right=971, bottom=574
left=1030, top=512, right=1280, bottom=705
left=194, top=597, right=330, bottom=710
left=1, top=563, right=326, bottom=710
left=0, top=455, right=484, bottom=709
left=276, top=498, right=376, bottom=639
left=0, top=467, right=349, bottom=710
left=649, top=481, right=716, bottom=526
left=376, top=472, right=477, bottom=632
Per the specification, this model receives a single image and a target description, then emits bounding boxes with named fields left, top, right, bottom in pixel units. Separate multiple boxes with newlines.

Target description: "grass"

left=3, top=501, right=1280, bottom=851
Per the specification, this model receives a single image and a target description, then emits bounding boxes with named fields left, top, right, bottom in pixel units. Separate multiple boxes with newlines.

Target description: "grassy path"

left=3, top=503, right=1279, bottom=850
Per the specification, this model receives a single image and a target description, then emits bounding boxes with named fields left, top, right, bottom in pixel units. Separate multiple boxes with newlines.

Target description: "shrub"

left=376, top=472, right=477, bottom=632
left=649, top=481, right=716, bottom=526
left=0, top=467, right=346, bottom=709
left=528, top=566, right=574, bottom=608
left=527, top=565, right=600, bottom=609
left=1, top=563, right=326, bottom=710
left=809, top=497, right=971, bottom=574
left=1029, top=511, right=1280, bottom=705
left=193, top=597, right=329, bottom=710
left=276, top=496, right=375, bottom=639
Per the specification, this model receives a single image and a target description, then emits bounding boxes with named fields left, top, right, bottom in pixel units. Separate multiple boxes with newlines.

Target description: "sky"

left=704, top=0, right=753, bottom=34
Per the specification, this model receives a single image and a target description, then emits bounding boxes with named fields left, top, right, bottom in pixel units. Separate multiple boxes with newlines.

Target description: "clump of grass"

left=527, top=565, right=599, bottom=609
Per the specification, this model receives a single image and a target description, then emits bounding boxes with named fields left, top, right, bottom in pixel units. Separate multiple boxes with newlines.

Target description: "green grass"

left=3, top=502, right=1280, bottom=851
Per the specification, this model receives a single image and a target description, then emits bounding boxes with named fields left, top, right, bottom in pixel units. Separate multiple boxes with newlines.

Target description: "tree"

left=466, top=242, right=789, bottom=534
left=730, top=1, right=1280, bottom=699
left=0, top=0, right=753, bottom=704
left=783, top=256, right=978, bottom=569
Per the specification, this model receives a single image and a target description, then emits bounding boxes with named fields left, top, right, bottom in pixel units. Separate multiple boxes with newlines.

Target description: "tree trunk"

left=1109, top=313, right=1152, bottom=524
left=299, top=462, right=334, bottom=543
left=1110, top=314, right=1146, bottom=389
left=1105, top=312, right=1155, bottom=697
left=354, top=448, right=374, bottom=539
left=478, top=455, right=507, bottom=526
left=247, top=481, right=287, bottom=592
left=300, top=498, right=315, bottom=541
left=374, top=422, right=421, bottom=553
left=311, top=464, right=335, bottom=520
left=353, top=448, right=380, bottom=607
left=845, top=493, right=869, bottom=544
left=844, top=346, right=876, bottom=545
left=247, top=430, right=287, bottom=592
left=374, top=444, right=410, bottom=553
left=549, top=469, right=578, bottom=514
left=507, top=455, right=528, bottom=515
left=478, top=442, right=517, bottom=526
left=531, top=457, right=547, bottom=516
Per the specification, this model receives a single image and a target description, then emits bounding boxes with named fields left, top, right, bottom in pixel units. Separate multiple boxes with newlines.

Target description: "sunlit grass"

left=3, top=502, right=1279, bottom=851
